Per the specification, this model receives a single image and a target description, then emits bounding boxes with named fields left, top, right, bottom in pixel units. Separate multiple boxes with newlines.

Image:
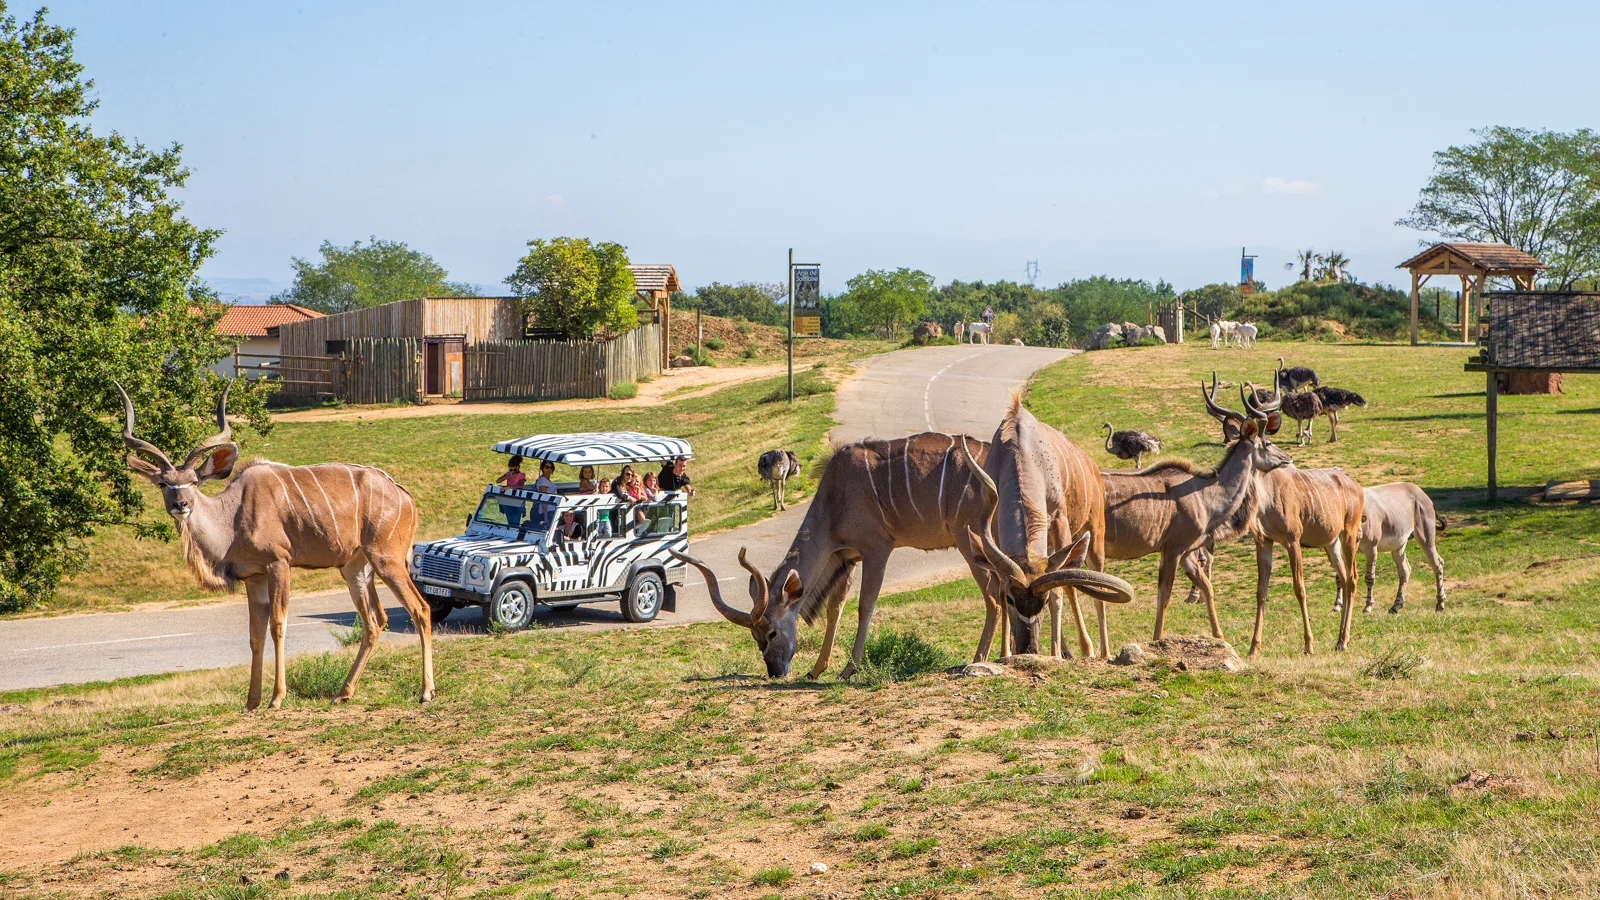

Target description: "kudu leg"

left=267, top=563, right=292, bottom=709
left=1091, top=537, right=1109, bottom=660
left=1048, top=591, right=1065, bottom=659
left=1249, top=540, right=1272, bottom=659
left=335, top=559, right=382, bottom=703
left=1364, top=547, right=1378, bottom=613
left=244, top=576, right=270, bottom=711
left=971, top=573, right=1004, bottom=663
left=372, top=554, right=436, bottom=702
left=1285, top=543, right=1314, bottom=655
left=1061, top=588, right=1093, bottom=659
left=807, top=591, right=847, bottom=680
left=839, top=551, right=889, bottom=680
left=1180, top=550, right=1224, bottom=639
left=1151, top=553, right=1178, bottom=641
left=1334, top=530, right=1359, bottom=651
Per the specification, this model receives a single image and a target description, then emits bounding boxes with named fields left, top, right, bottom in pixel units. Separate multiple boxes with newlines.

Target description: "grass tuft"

left=1362, top=646, right=1428, bottom=680
left=285, top=651, right=350, bottom=700
left=608, top=381, right=639, bottom=400
left=752, top=865, right=792, bottom=886
left=855, top=630, right=957, bottom=684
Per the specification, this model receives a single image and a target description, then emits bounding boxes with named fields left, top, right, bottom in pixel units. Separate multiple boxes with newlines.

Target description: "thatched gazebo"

left=1398, top=242, right=1543, bottom=346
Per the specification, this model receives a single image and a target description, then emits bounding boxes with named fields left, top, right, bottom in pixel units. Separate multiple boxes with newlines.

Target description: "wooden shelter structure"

left=630, top=264, right=680, bottom=368
left=1464, top=290, right=1600, bottom=500
left=1399, top=242, right=1543, bottom=346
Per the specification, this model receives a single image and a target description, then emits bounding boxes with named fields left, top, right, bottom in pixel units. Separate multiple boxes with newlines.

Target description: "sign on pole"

left=982, top=305, right=994, bottom=322
left=1239, top=247, right=1257, bottom=296
left=793, top=266, right=821, bottom=337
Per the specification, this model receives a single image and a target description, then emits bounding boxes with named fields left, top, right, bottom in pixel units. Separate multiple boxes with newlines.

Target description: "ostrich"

left=1101, top=423, right=1162, bottom=469
left=1276, top=357, right=1320, bottom=392
left=1313, top=386, right=1367, bottom=442
left=1280, top=389, right=1324, bottom=446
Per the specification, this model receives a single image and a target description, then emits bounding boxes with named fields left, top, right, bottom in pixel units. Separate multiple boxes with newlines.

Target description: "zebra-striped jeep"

left=409, top=433, right=691, bottom=631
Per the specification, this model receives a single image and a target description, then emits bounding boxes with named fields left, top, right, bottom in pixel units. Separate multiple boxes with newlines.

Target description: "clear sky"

left=39, top=0, right=1600, bottom=295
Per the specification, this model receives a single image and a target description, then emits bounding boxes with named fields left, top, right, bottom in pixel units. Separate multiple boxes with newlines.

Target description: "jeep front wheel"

left=621, top=571, right=663, bottom=623
left=489, top=580, right=537, bottom=631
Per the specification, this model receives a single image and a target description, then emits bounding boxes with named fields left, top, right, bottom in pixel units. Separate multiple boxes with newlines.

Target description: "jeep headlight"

left=467, top=561, right=486, bottom=582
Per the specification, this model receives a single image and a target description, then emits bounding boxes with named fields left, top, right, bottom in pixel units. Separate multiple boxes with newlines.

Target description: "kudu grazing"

left=965, top=395, right=1135, bottom=658
left=673, top=433, right=1011, bottom=680
left=118, top=382, right=435, bottom=708
left=1100, top=380, right=1291, bottom=642
left=1332, top=482, right=1447, bottom=615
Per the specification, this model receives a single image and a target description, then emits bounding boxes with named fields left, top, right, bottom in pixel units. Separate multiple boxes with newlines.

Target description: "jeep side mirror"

left=465, top=515, right=471, bottom=529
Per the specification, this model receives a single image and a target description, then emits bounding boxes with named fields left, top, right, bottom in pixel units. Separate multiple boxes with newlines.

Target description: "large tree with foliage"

left=504, top=237, right=637, bottom=339
left=0, top=5, right=270, bottom=611
left=841, top=268, right=932, bottom=337
left=271, top=237, right=477, bottom=313
left=1399, top=126, right=1600, bottom=288
left=675, top=281, right=786, bottom=326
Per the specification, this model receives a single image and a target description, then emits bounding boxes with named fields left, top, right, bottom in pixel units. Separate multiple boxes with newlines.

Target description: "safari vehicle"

left=409, top=433, right=691, bottom=630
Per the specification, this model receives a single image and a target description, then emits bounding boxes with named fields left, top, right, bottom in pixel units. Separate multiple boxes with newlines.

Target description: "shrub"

left=1134, top=335, right=1166, bottom=347
left=855, top=630, right=957, bottom=683
left=752, top=866, right=792, bottom=886
left=286, top=651, right=352, bottom=700
left=704, top=337, right=726, bottom=351
left=735, top=321, right=753, bottom=335
left=740, top=346, right=758, bottom=359
left=1362, top=646, right=1428, bottom=680
left=608, top=381, right=638, bottom=401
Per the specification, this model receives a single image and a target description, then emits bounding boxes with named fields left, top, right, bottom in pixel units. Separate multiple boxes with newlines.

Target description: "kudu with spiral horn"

left=117, top=380, right=437, bottom=709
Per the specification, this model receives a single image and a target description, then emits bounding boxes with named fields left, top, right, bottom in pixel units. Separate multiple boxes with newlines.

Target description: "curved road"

left=0, top=345, right=1072, bottom=691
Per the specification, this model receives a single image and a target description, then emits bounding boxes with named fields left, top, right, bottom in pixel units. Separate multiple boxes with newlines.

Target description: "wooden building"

left=630, top=264, right=680, bottom=368
left=210, top=304, right=322, bottom=378
left=1398, top=242, right=1543, bottom=346
left=274, top=297, right=523, bottom=397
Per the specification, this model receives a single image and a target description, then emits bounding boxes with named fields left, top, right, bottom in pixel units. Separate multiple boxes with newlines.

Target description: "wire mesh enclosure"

left=1485, top=291, right=1600, bottom=369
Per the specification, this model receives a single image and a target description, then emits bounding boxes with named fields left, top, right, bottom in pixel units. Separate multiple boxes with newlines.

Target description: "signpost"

left=1239, top=247, right=1257, bottom=296
left=787, top=250, right=821, bottom=403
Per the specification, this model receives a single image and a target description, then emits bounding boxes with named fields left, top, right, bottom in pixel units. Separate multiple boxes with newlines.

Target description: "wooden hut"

left=1398, top=243, right=1543, bottom=346
left=274, top=297, right=523, bottom=397
left=630, top=264, right=680, bottom=368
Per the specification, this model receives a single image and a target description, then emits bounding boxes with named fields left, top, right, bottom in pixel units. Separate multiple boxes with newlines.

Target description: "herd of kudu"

left=117, top=356, right=1445, bottom=708
left=677, top=363, right=1446, bottom=681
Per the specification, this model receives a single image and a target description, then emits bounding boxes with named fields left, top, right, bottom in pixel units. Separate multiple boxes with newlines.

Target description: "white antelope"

left=1334, top=482, right=1447, bottom=615
left=118, top=382, right=436, bottom=709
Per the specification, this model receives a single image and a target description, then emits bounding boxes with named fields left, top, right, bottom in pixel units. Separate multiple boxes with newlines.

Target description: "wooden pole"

left=1486, top=369, right=1498, bottom=502
left=1409, top=270, right=1419, bottom=345
left=787, top=247, right=794, bottom=404
left=696, top=308, right=701, bottom=362
left=1460, top=274, right=1472, bottom=344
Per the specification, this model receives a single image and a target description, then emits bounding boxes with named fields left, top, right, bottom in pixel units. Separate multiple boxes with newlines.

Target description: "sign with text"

left=793, top=266, right=820, bottom=337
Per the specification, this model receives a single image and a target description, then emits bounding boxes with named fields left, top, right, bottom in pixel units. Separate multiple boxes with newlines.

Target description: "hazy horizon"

left=44, top=0, right=1600, bottom=296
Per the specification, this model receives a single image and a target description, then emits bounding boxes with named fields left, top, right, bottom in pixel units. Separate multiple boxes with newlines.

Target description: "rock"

left=955, top=661, right=1010, bottom=678
left=1111, top=644, right=1145, bottom=666
left=911, top=321, right=943, bottom=345
left=810, top=862, right=829, bottom=875
left=1142, top=636, right=1245, bottom=673
left=1119, top=807, right=1148, bottom=820
left=996, top=653, right=1070, bottom=672
left=668, top=355, right=697, bottom=368
left=1148, top=325, right=1167, bottom=343
left=1088, top=858, right=1108, bottom=870
left=1514, top=731, right=1536, bottom=742
left=1454, top=770, right=1526, bottom=793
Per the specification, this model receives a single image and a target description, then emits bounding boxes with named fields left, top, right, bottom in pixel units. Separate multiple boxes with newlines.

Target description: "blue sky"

left=42, top=0, right=1600, bottom=295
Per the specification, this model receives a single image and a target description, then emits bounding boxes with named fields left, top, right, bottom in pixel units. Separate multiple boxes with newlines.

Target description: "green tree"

left=505, top=237, right=637, bottom=340
left=676, top=281, right=786, bottom=326
left=1399, top=126, right=1600, bottom=288
left=0, top=5, right=270, bottom=611
left=271, top=237, right=477, bottom=313
left=843, top=268, right=933, bottom=337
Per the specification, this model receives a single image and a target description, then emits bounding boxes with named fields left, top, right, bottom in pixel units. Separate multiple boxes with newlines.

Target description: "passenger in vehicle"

left=495, top=456, right=527, bottom=526
left=641, top=471, right=660, bottom=501
left=658, top=456, right=694, bottom=498
left=578, top=465, right=597, bottom=493
left=531, top=460, right=558, bottom=527
left=533, top=460, right=557, bottom=492
left=611, top=466, right=636, bottom=501
left=555, top=509, right=584, bottom=543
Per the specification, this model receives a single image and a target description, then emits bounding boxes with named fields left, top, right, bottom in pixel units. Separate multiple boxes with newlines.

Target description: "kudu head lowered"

left=960, top=441, right=1135, bottom=654
left=117, top=381, right=239, bottom=523
left=671, top=548, right=802, bottom=677
left=1202, top=375, right=1294, bottom=473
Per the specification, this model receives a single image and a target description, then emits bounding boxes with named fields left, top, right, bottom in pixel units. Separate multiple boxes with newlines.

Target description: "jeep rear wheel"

left=489, top=580, right=537, bottom=631
left=621, top=571, right=663, bottom=623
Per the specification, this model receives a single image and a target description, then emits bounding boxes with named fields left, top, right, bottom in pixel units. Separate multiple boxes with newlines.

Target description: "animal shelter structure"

left=1464, top=290, right=1600, bottom=500
left=1399, top=242, right=1544, bottom=346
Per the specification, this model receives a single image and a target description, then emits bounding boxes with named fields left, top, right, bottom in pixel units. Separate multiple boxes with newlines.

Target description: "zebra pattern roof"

left=491, top=432, right=693, bottom=465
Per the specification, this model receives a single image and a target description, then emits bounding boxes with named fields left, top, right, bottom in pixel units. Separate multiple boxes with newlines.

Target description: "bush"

left=740, top=346, right=758, bottom=359
left=758, top=371, right=833, bottom=404
left=704, top=336, right=726, bottom=351
left=752, top=866, right=793, bottom=886
left=1362, top=646, right=1429, bottom=679
left=855, top=630, right=958, bottom=684
left=735, top=321, right=753, bottom=335
left=608, top=381, right=638, bottom=400
left=286, top=651, right=352, bottom=700
left=1134, top=335, right=1166, bottom=347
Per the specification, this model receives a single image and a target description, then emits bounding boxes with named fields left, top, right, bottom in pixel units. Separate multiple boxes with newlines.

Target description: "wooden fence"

left=344, top=338, right=424, bottom=404
left=463, top=323, right=660, bottom=401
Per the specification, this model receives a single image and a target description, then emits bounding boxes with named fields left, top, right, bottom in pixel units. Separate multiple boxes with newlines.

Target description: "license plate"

left=421, top=584, right=451, bottom=597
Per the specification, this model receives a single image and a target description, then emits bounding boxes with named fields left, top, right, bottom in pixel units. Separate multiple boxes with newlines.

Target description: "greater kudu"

left=118, top=382, right=435, bottom=708
left=1247, top=458, right=1364, bottom=657
left=966, top=395, right=1135, bottom=658
left=674, top=433, right=1008, bottom=680
left=1101, top=381, right=1291, bottom=642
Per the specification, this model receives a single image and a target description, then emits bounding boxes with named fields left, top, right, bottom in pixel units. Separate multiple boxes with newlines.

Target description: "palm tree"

left=1283, top=248, right=1317, bottom=281
left=1320, top=251, right=1351, bottom=283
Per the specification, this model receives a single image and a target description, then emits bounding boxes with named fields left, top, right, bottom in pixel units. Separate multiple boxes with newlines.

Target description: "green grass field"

left=5, top=340, right=1600, bottom=898
left=43, top=365, right=848, bottom=614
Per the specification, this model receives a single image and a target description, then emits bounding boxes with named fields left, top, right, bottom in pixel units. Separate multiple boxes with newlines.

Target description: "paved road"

left=0, top=345, right=1073, bottom=691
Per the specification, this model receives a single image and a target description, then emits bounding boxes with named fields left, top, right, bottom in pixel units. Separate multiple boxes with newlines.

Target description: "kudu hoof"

left=838, top=663, right=858, bottom=681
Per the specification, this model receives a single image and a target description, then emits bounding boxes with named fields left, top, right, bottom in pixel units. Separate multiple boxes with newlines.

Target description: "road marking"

left=10, top=632, right=195, bottom=653
left=924, top=349, right=988, bottom=431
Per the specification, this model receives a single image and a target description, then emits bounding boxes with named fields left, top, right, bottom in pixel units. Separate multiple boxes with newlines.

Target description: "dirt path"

left=272, top=362, right=788, bottom=423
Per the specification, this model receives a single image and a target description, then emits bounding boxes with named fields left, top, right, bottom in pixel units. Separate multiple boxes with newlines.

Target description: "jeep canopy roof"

left=490, top=432, right=693, bottom=466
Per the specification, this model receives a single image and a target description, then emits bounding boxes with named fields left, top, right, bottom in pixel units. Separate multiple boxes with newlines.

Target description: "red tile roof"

left=215, top=304, right=323, bottom=337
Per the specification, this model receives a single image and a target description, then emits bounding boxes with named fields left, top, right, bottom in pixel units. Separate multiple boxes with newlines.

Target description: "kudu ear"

left=1241, top=419, right=1260, bottom=440
left=126, top=453, right=165, bottom=483
left=194, top=443, right=239, bottom=482
left=1045, top=533, right=1091, bottom=572
left=965, top=529, right=992, bottom=567
left=782, top=570, right=802, bottom=597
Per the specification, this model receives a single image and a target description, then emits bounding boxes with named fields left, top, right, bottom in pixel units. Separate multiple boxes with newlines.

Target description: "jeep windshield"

left=473, top=493, right=554, bottom=531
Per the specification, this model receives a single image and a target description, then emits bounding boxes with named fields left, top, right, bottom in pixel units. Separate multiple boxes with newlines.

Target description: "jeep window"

left=474, top=495, right=553, bottom=531
left=637, top=503, right=681, bottom=536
